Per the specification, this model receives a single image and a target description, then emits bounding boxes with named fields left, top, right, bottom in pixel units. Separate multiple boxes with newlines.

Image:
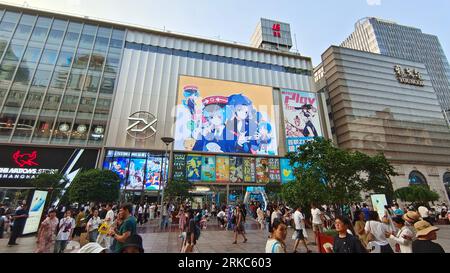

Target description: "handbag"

left=79, top=232, right=89, bottom=247
left=98, top=222, right=110, bottom=235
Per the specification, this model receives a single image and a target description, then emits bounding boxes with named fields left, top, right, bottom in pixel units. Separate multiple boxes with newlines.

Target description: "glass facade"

left=0, top=8, right=125, bottom=146
left=341, top=18, right=450, bottom=117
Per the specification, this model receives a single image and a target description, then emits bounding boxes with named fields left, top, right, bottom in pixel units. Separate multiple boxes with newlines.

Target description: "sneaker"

left=232, top=241, right=237, bottom=244
left=243, top=239, right=247, bottom=243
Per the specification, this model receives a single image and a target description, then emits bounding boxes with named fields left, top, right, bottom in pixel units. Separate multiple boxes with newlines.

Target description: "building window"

left=408, top=170, right=427, bottom=186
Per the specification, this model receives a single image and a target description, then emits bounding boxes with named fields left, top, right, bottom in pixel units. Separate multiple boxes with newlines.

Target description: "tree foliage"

left=67, top=169, right=120, bottom=204
left=164, top=179, right=194, bottom=202
left=395, top=185, right=439, bottom=204
left=30, top=173, right=68, bottom=205
left=281, top=138, right=397, bottom=209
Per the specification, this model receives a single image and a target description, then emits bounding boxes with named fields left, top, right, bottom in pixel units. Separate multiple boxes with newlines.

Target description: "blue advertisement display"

left=107, top=157, right=129, bottom=189
left=281, top=89, right=322, bottom=152
left=146, top=155, right=163, bottom=191
left=186, top=154, right=202, bottom=182
left=280, top=158, right=295, bottom=183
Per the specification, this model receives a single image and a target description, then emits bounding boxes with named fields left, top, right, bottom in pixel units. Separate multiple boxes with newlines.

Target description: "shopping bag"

left=79, top=232, right=89, bottom=247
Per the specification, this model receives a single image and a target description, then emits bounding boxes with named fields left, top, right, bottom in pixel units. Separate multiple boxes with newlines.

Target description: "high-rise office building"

left=341, top=17, right=450, bottom=122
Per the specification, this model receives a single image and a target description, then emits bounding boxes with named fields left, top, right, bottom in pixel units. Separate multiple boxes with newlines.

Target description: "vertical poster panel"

left=174, top=76, right=278, bottom=156
left=186, top=154, right=202, bottom=182
left=256, top=158, right=270, bottom=183
left=280, top=158, right=295, bottom=183
left=108, top=157, right=130, bottom=189
left=146, top=155, right=163, bottom=191
left=229, top=156, right=244, bottom=183
left=23, top=190, right=48, bottom=235
left=281, top=89, right=322, bottom=153
left=173, top=154, right=186, bottom=181
left=243, top=157, right=256, bottom=183
left=126, top=158, right=146, bottom=191
left=201, top=155, right=216, bottom=182
left=216, top=156, right=230, bottom=182
left=268, top=158, right=281, bottom=183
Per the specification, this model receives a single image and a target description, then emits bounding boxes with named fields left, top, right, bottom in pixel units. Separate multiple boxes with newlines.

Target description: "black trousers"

left=8, top=224, right=24, bottom=245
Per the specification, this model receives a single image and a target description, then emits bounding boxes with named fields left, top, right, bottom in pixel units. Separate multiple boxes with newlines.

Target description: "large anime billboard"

left=175, top=76, right=278, bottom=156
left=281, top=89, right=322, bottom=152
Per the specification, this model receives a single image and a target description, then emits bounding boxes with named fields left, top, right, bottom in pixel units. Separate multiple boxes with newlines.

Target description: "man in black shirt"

left=7, top=204, right=29, bottom=246
left=412, top=220, right=445, bottom=253
left=325, top=216, right=367, bottom=253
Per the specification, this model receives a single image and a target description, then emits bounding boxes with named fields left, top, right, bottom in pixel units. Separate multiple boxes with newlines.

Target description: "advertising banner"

left=229, top=156, right=244, bottom=183
left=146, top=155, right=163, bottom=191
left=280, top=158, right=295, bottom=183
left=371, top=194, right=388, bottom=219
left=281, top=89, right=322, bottom=152
left=23, top=190, right=48, bottom=235
left=216, top=156, right=229, bottom=182
left=175, top=76, right=278, bottom=156
left=256, top=158, right=270, bottom=183
left=201, top=156, right=216, bottom=182
left=0, top=145, right=99, bottom=188
left=243, top=157, right=256, bottom=183
left=268, top=158, right=281, bottom=183
left=105, top=156, right=129, bottom=189
left=172, top=154, right=187, bottom=181
left=126, top=158, right=146, bottom=191
left=186, top=154, right=202, bottom=182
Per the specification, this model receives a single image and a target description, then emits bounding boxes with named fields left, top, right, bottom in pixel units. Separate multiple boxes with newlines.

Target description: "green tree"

left=67, top=169, right=120, bottom=204
left=395, top=185, right=439, bottom=205
left=282, top=138, right=397, bottom=212
left=30, top=173, right=68, bottom=206
left=265, top=182, right=282, bottom=202
left=164, top=180, right=194, bottom=203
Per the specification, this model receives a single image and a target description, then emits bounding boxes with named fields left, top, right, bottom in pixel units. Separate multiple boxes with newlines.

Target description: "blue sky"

left=4, top=0, right=450, bottom=66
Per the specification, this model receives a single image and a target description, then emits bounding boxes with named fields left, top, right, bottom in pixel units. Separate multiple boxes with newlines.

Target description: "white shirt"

left=104, top=210, right=114, bottom=225
left=217, top=211, right=226, bottom=218
left=56, top=217, right=75, bottom=241
left=138, top=206, right=143, bottom=214
left=311, top=208, right=322, bottom=224
left=271, top=210, right=282, bottom=225
left=389, top=226, right=413, bottom=253
left=365, top=220, right=389, bottom=246
left=418, top=206, right=429, bottom=218
left=265, top=239, right=284, bottom=253
left=87, top=216, right=102, bottom=232
left=293, top=210, right=304, bottom=230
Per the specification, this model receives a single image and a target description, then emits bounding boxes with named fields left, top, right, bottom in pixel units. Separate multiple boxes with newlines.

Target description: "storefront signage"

left=126, top=111, right=157, bottom=140
left=394, top=65, right=424, bottom=87
left=0, top=146, right=99, bottom=188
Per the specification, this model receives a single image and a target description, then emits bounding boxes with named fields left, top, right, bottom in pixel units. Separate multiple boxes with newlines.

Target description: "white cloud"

left=367, top=0, right=382, bottom=6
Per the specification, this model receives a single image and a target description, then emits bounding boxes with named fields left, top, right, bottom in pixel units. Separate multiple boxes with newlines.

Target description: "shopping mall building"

left=0, top=3, right=448, bottom=206
left=0, top=3, right=327, bottom=206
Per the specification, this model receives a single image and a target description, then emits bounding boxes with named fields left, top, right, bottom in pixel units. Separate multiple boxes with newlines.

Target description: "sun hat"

left=403, top=211, right=421, bottom=223
left=78, top=242, right=107, bottom=253
left=414, top=220, right=439, bottom=237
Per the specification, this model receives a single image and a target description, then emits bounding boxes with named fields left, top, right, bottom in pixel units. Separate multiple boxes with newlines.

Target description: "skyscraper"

left=341, top=17, right=450, bottom=122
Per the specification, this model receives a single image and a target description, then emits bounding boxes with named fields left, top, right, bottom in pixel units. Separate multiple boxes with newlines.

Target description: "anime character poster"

left=229, top=156, right=244, bottom=183
left=268, top=158, right=281, bottom=183
left=126, top=158, right=146, bottom=191
left=201, top=156, right=216, bottom=182
left=173, top=154, right=186, bottom=181
left=281, top=89, right=322, bottom=153
left=146, top=155, right=163, bottom=191
left=186, top=154, right=202, bottom=182
left=243, top=157, right=256, bottom=183
left=216, top=156, right=229, bottom=182
left=256, top=158, right=270, bottom=183
left=280, top=158, right=295, bottom=184
left=106, top=157, right=129, bottom=189
left=174, top=76, right=278, bottom=156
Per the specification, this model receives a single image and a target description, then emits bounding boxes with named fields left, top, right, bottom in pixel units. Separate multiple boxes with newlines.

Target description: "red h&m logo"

left=12, top=150, right=39, bottom=167
left=272, top=24, right=281, bottom=38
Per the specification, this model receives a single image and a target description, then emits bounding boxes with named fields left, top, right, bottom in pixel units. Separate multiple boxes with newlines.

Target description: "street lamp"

left=158, top=137, right=174, bottom=228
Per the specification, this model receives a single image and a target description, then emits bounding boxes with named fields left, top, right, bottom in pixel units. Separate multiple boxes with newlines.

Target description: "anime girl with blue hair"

left=225, top=94, right=259, bottom=154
